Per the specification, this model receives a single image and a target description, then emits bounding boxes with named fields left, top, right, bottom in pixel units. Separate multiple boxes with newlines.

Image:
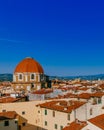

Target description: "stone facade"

left=12, top=57, right=51, bottom=91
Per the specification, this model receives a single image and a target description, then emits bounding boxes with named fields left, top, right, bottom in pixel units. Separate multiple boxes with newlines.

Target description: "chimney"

left=64, top=107, right=67, bottom=111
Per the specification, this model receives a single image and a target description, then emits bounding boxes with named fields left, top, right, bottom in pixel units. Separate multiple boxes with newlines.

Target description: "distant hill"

left=50, top=74, right=104, bottom=81
left=0, top=73, right=104, bottom=82
left=0, top=74, right=13, bottom=82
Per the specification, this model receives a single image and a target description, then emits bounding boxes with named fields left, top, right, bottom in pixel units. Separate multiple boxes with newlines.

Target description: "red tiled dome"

left=14, top=57, right=44, bottom=73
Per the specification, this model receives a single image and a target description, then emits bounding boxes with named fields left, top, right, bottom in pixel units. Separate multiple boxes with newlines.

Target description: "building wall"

left=0, top=100, right=80, bottom=130
left=35, top=107, right=75, bottom=130
left=0, top=101, right=45, bottom=125
left=76, top=104, right=87, bottom=121
left=13, top=73, right=40, bottom=83
left=0, top=119, right=18, bottom=130
left=13, top=83, right=41, bottom=91
left=1, top=99, right=103, bottom=130
left=69, top=97, right=104, bottom=121
left=13, top=73, right=48, bottom=90
left=86, top=122, right=101, bottom=130
left=86, top=102, right=103, bottom=120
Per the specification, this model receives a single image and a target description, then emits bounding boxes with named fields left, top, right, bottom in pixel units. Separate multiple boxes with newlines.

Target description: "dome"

left=14, top=57, right=44, bottom=73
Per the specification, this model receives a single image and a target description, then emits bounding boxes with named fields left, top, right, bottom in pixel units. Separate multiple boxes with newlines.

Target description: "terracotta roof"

left=78, top=87, right=89, bottom=91
left=78, top=93, right=91, bottom=99
left=14, top=57, right=44, bottom=73
left=37, top=100, right=86, bottom=113
left=63, top=120, right=87, bottom=130
left=77, top=92, right=104, bottom=99
left=64, top=93, right=77, bottom=98
left=55, top=92, right=91, bottom=100
left=99, top=84, right=104, bottom=89
left=0, top=111, right=17, bottom=120
left=49, top=92, right=91, bottom=100
left=0, top=97, right=21, bottom=103
left=91, top=92, right=104, bottom=97
left=88, top=114, right=104, bottom=129
left=33, top=89, right=53, bottom=94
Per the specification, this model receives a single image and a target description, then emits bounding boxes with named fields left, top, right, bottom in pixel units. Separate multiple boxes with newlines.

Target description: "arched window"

left=31, top=74, right=34, bottom=80
left=19, top=74, right=22, bottom=80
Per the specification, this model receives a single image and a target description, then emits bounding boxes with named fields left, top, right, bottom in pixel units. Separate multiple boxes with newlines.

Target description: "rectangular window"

left=90, top=108, right=93, bottom=115
left=55, top=124, right=58, bottom=129
left=38, top=110, right=40, bottom=113
left=98, top=98, right=102, bottom=104
left=2, top=110, right=6, bottom=112
left=53, top=111, right=55, bottom=117
left=15, top=120, right=18, bottom=124
left=22, top=111, right=25, bottom=115
left=60, top=126, right=63, bottom=130
left=45, top=121, right=47, bottom=126
left=45, top=109, right=47, bottom=115
left=22, top=123, right=26, bottom=126
left=4, top=121, right=9, bottom=126
left=67, top=113, right=70, bottom=120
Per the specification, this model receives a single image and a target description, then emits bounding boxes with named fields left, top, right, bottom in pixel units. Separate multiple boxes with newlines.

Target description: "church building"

left=12, top=57, right=50, bottom=91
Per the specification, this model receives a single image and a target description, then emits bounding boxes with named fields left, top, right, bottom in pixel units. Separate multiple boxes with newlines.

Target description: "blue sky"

left=0, top=0, right=104, bottom=76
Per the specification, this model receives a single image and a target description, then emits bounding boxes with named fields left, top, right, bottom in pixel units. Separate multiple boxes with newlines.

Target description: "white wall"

left=0, top=101, right=45, bottom=125
left=41, top=108, right=75, bottom=130
left=86, top=121, right=101, bottom=130
left=76, top=104, right=87, bottom=121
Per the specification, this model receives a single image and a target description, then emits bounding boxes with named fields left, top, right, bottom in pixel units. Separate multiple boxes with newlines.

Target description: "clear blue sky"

left=0, top=0, right=104, bottom=76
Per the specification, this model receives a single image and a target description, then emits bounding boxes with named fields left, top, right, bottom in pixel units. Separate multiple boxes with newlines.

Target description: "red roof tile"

left=0, top=97, right=21, bottom=103
left=88, top=114, right=104, bottom=129
left=78, top=93, right=91, bottom=99
left=38, top=100, right=86, bottom=113
left=14, top=57, right=44, bottom=73
left=0, top=111, right=17, bottom=120
left=91, top=92, right=104, bottom=97
left=63, top=120, right=87, bottom=130
left=33, top=89, right=53, bottom=94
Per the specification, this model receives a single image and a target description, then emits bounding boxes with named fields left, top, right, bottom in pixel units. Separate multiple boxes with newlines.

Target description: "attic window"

left=4, top=121, right=9, bottom=126
left=22, top=111, right=25, bottom=115
left=15, top=121, right=18, bottom=124
left=22, top=122, right=26, bottom=126
left=2, top=110, right=6, bottom=112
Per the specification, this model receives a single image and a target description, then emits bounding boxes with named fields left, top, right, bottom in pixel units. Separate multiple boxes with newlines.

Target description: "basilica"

left=12, top=57, right=51, bottom=91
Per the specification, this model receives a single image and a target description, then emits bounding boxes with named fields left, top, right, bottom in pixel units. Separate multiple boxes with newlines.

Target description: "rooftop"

left=0, top=97, right=22, bottom=103
left=63, top=120, right=87, bottom=130
left=91, top=92, right=104, bottom=97
left=78, top=93, right=91, bottom=99
left=32, top=89, right=53, bottom=94
left=37, top=100, right=86, bottom=113
left=88, top=114, right=104, bottom=129
left=0, top=111, right=17, bottom=120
